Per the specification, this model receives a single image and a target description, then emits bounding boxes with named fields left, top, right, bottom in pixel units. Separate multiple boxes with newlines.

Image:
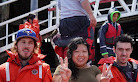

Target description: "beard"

left=17, top=47, right=34, bottom=60
left=18, top=53, right=32, bottom=60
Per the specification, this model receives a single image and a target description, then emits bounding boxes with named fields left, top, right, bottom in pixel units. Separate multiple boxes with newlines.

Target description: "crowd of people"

left=0, top=0, right=138, bottom=82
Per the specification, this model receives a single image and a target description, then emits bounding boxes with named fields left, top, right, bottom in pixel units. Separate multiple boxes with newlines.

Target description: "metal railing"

left=0, top=0, right=18, bottom=6
left=0, top=1, right=59, bottom=53
left=91, top=0, right=138, bottom=22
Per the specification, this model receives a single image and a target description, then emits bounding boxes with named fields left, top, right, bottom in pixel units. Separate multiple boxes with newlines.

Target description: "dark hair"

left=27, top=14, right=36, bottom=22
left=114, top=34, right=134, bottom=49
left=67, top=37, right=90, bottom=80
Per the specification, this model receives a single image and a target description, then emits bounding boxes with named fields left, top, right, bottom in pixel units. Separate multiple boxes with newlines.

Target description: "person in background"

left=98, top=34, right=138, bottom=82
left=19, top=14, right=42, bottom=53
left=53, top=0, right=97, bottom=62
left=53, top=37, right=112, bottom=82
left=98, top=7, right=123, bottom=58
left=0, top=28, right=52, bottom=82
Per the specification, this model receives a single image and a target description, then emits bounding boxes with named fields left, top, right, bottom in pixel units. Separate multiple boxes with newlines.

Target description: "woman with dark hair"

left=53, top=37, right=112, bottom=82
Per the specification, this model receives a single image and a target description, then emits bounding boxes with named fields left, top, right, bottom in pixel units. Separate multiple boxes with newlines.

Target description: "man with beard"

left=98, top=34, right=138, bottom=82
left=0, top=28, right=52, bottom=82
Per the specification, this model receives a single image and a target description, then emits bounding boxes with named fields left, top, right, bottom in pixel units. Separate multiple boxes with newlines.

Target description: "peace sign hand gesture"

left=59, top=57, right=72, bottom=82
left=100, top=63, right=112, bottom=82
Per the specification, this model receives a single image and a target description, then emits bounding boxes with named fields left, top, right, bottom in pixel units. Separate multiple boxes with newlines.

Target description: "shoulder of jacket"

left=101, top=22, right=109, bottom=31
left=0, top=62, right=9, bottom=71
left=116, top=23, right=121, bottom=26
left=129, top=58, right=138, bottom=64
left=41, top=63, right=50, bottom=68
left=102, top=21, right=109, bottom=26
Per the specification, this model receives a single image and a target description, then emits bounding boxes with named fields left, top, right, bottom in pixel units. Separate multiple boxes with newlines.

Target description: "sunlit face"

left=112, top=13, right=119, bottom=22
left=114, top=42, right=133, bottom=66
left=72, top=44, right=89, bottom=68
left=16, top=37, right=35, bottom=60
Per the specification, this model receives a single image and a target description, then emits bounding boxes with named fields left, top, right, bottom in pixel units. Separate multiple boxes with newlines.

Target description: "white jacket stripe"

left=6, top=62, right=10, bottom=81
left=6, top=62, right=43, bottom=80
left=39, top=65, right=42, bottom=79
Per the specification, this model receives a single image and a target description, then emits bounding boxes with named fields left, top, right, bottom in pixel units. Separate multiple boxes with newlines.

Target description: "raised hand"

left=59, top=57, right=72, bottom=82
left=100, top=63, right=112, bottom=82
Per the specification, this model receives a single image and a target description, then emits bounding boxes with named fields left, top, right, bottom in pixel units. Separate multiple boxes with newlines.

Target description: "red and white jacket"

left=98, top=56, right=138, bottom=82
left=0, top=51, right=52, bottom=82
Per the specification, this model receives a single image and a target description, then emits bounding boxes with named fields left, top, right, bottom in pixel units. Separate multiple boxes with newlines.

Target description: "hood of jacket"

left=108, top=7, right=121, bottom=23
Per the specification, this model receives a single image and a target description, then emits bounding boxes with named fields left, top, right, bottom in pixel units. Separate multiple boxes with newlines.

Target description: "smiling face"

left=112, top=13, right=119, bottom=22
left=16, top=37, right=35, bottom=60
left=114, top=42, right=133, bottom=66
left=72, top=44, right=89, bottom=68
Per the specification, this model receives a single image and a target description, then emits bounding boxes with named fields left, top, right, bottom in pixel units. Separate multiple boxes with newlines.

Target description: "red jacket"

left=0, top=51, right=52, bottom=82
left=105, top=23, right=121, bottom=44
left=86, top=25, right=95, bottom=61
left=98, top=56, right=138, bottom=82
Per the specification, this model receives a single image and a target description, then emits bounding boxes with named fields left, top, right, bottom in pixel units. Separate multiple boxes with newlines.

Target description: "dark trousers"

left=59, top=16, right=90, bottom=39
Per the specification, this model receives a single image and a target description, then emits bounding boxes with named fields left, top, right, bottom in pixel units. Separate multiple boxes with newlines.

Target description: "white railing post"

left=48, top=10, right=50, bottom=27
left=12, top=34, right=15, bottom=42
left=31, top=0, right=38, bottom=11
left=56, top=1, right=60, bottom=26
left=31, top=0, right=38, bottom=15
left=48, top=1, right=54, bottom=27
left=6, top=24, right=8, bottom=46
left=91, top=4, right=101, bottom=16
left=93, top=0, right=100, bottom=18
left=111, top=1, right=115, bottom=8
left=118, top=0, right=131, bottom=12
left=131, top=0, right=137, bottom=12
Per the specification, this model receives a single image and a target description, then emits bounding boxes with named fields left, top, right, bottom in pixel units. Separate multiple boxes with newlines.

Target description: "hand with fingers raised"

left=100, top=63, right=112, bottom=82
left=59, top=57, right=72, bottom=82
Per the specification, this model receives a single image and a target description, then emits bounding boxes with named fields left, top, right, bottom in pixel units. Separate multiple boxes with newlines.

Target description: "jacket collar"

left=6, top=50, right=46, bottom=65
